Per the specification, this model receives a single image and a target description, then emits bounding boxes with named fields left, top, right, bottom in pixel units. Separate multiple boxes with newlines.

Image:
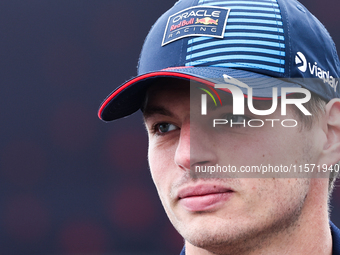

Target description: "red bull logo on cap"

left=196, top=17, right=219, bottom=25
left=162, top=6, right=230, bottom=46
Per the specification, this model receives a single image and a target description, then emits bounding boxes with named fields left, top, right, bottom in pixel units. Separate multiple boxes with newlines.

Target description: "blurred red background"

left=0, top=0, right=339, bottom=254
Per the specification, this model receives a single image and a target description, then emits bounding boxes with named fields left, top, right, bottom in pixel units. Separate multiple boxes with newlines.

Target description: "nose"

left=174, top=120, right=218, bottom=171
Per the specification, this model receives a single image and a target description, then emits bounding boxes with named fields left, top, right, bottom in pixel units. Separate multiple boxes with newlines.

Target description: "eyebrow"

left=143, top=106, right=177, bottom=121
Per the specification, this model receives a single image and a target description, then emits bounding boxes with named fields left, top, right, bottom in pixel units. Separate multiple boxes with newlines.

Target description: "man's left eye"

left=224, top=113, right=248, bottom=123
left=156, top=123, right=178, bottom=134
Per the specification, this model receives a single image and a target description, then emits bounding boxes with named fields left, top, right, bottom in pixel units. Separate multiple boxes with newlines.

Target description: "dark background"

left=0, top=0, right=339, bottom=254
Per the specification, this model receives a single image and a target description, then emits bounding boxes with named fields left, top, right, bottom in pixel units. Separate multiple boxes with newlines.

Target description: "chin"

left=183, top=227, right=245, bottom=255
left=175, top=216, right=238, bottom=247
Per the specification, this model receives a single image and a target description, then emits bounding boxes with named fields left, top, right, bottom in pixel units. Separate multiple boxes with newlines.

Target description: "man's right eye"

left=153, top=123, right=178, bottom=134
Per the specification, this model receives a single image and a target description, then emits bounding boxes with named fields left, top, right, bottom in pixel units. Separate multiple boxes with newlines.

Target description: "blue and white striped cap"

left=99, top=0, right=340, bottom=121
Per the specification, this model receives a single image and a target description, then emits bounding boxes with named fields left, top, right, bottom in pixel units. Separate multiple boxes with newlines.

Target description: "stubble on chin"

left=180, top=178, right=310, bottom=255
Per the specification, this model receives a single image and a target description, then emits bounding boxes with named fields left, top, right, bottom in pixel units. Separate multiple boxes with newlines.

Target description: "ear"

left=320, top=99, right=340, bottom=166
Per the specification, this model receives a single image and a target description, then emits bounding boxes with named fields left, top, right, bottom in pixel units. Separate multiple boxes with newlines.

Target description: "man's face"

left=143, top=81, right=323, bottom=253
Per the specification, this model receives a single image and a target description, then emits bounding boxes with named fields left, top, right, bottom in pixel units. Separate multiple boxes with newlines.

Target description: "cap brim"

left=98, top=67, right=301, bottom=121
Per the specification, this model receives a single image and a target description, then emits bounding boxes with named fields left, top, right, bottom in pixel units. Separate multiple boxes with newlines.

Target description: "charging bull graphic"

left=196, top=17, right=218, bottom=25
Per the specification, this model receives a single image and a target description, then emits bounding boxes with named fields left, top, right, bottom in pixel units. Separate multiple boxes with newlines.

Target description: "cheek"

left=249, top=179, right=309, bottom=212
left=147, top=139, right=175, bottom=194
left=148, top=135, right=179, bottom=172
left=219, top=128, right=309, bottom=166
left=148, top=143, right=162, bottom=186
left=148, top=142, right=179, bottom=219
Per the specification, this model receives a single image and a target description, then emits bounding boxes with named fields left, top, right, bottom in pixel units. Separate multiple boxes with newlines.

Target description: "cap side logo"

left=162, top=6, right=230, bottom=47
left=295, top=51, right=338, bottom=92
left=295, top=52, right=307, bottom=72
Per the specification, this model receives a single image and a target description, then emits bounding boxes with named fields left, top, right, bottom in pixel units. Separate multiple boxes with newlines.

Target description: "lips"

left=177, top=184, right=234, bottom=212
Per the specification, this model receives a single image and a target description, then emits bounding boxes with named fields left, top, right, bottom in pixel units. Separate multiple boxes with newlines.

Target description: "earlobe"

left=321, top=99, right=340, bottom=166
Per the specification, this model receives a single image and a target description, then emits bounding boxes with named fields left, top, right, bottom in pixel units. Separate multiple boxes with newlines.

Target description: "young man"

left=98, top=0, right=340, bottom=254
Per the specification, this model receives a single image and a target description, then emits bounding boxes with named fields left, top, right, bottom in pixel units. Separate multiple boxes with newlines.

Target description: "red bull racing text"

left=162, top=6, right=230, bottom=46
